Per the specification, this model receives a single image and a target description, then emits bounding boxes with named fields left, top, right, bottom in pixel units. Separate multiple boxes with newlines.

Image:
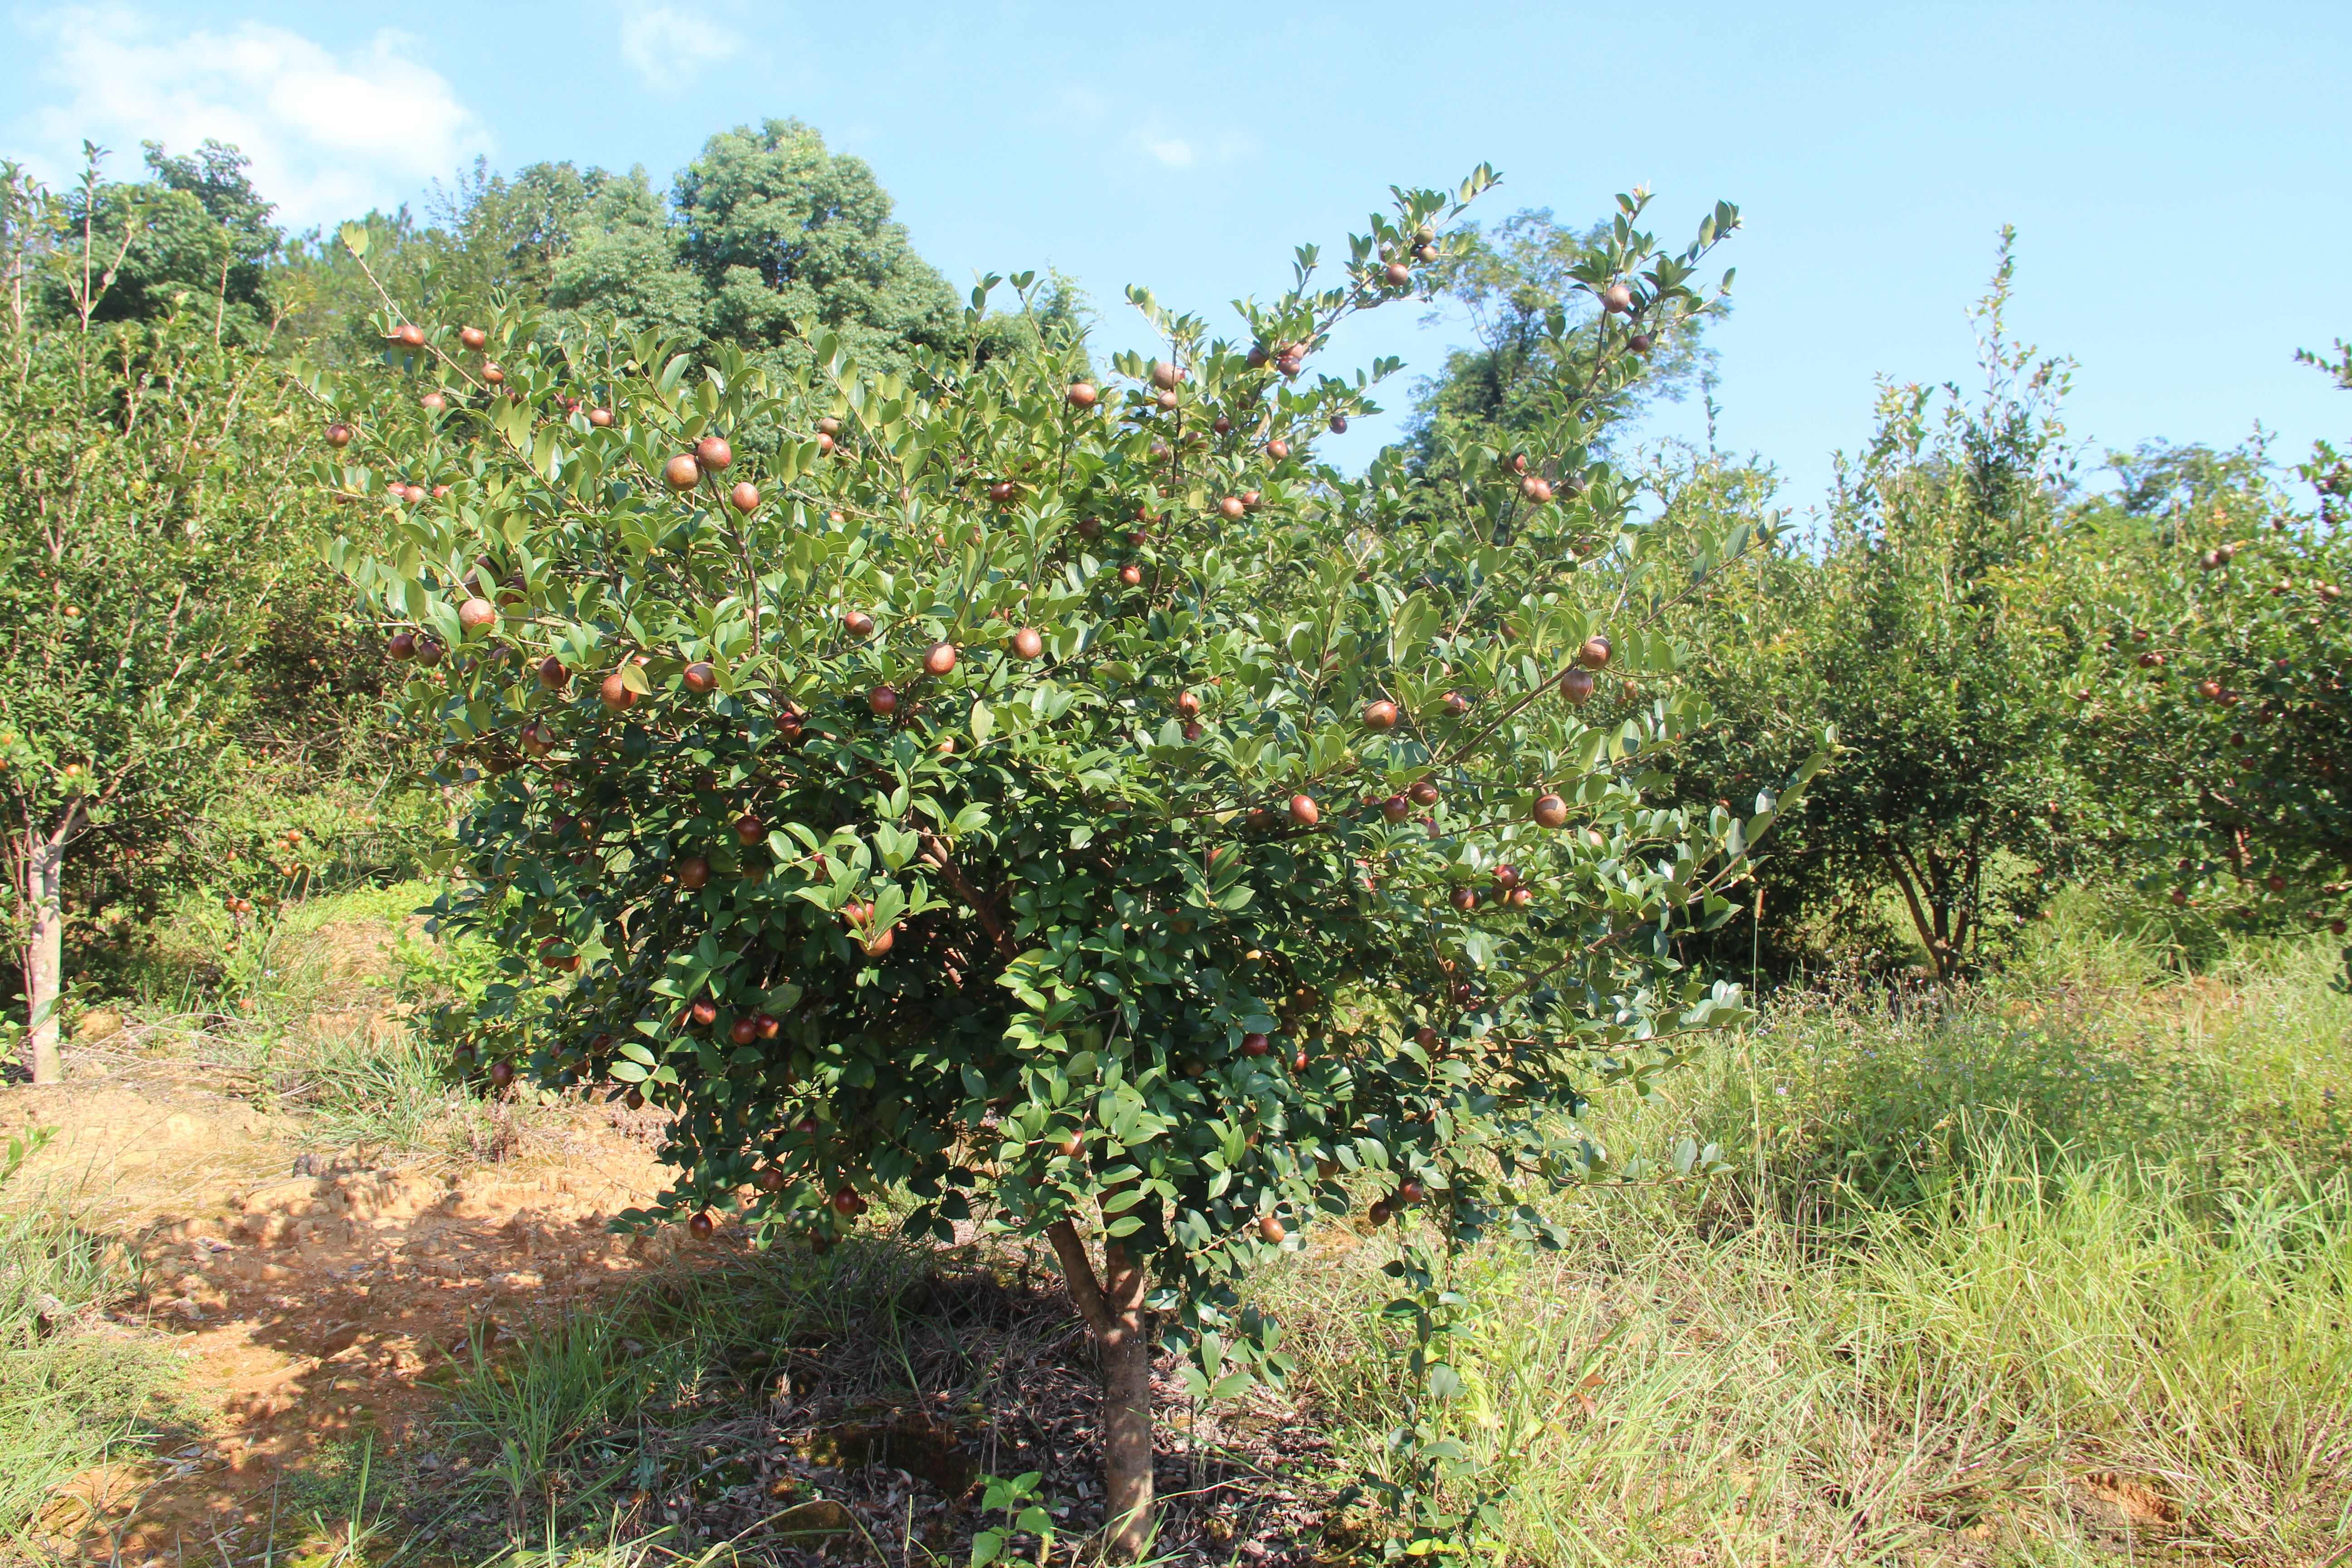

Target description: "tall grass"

left=0, top=1133, right=182, bottom=1553
left=1265, top=910, right=2352, bottom=1562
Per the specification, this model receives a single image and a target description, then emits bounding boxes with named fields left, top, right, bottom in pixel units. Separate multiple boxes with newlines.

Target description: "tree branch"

left=1045, top=1218, right=1112, bottom=1335
left=918, top=828, right=1019, bottom=963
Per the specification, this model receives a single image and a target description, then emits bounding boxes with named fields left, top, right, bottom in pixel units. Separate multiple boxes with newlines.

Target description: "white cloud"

left=618, top=4, right=739, bottom=92
left=14, top=8, right=491, bottom=230
left=1145, top=137, right=1195, bottom=169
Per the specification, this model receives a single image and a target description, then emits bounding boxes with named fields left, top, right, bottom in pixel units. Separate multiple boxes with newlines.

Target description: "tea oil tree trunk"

left=1049, top=1218, right=1156, bottom=1558
left=11, top=810, right=76, bottom=1083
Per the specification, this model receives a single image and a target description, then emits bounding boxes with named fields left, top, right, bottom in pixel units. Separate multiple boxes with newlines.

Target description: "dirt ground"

left=7, top=1039, right=689, bottom=1564
left=7, top=920, right=1343, bottom=1567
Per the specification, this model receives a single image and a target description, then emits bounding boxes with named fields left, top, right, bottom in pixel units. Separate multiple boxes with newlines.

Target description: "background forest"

left=5, top=121, right=2351, bottom=1568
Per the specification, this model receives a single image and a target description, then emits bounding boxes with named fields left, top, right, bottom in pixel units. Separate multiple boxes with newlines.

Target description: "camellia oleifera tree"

left=1, top=157, right=329, bottom=1081
left=308, top=177, right=1812, bottom=1557
left=2079, top=361, right=2352, bottom=935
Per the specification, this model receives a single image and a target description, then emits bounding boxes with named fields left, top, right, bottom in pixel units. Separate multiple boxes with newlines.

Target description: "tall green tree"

left=1394, top=203, right=1719, bottom=536
left=310, top=178, right=1806, bottom=1558
left=33, top=141, right=280, bottom=341
left=0, top=159, right=331, bottom=1079
left=1673, top=234, right=2082, bottom=979
left=2074, top=360, right=2352, bottom=934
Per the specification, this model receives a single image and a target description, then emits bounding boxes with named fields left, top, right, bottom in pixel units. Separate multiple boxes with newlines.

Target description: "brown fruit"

left=1532, top=793, right=1569, bottom=828
left=1329, top=414, right=1348, bottom=434
left=1244, top=1033, right=1272, bottom=1057
left=1363, top=699, right=1400, bottom=730
left=420, top=391, right=447, bottom=412
left=624, top=1088, right=645, bottom=1110
left=663, top=453, right=701, bottom=490
left=1077, top=517, right=1103, bottom=539
left=393, top=323, right=425, bottom=347
left=1520, top=475, right=1554, bottom=503
left=1155, top=389, right=1180, bottom=412
left=599, top=671, right=637, bottom=710
left=730, top=480, right=760, bottom=513
left=388, top=630, right=416, bottom=662
left=758, top=1167, right=786, bottom=1193
left=843, top=609, right=875, bottom=639
left=1011, top=626, right=1044, bottom=660
left=1056, top=1132, right=1084, bottom=1159
left=1493, top=864, right=1519, bottom=888
left=1120, top=564, right=1144, bottom=587
left=1600, top=282, right=1633, bottom=314
left=457, top=597, right=495, bottom=632
left=924, top=642, right=959, bottom=677
left=1384, top=261, right=1411, bottom=287
left=414, top=635, right=444, bottom=666
left=1176, top=690, right=1202, bottom=718
left=489, top=1059, right=515, bottom=1089
left=325, top=421, right=353, bottom=448
left=1559, top=666, right=1595, bottom=705
left=1579, top=634, right=1613, bottom=670
left=1266, top=438, right=1291, bottom=460
left=1291, top=1049, right=1310, bottom=1073
left=1289, top=794, right=1320, bottom=827
left=1067, top=381, right=1098, bottom=408
left=729, top=1016, right=758, bottom=1046
left=832, top=1187, right=867, bottom=1217
left=677, top=857, right=710, bottom=890
left=2268, top=874, right=2289, bottom=893
left=1258, top=1215, right=1286, bottom=1243
left=588, top=407, right=613, bottom=427
left=1506, top=885, right=1533, bottom=907
left=480, top=361, right=505, bottom=385
left=1382, top=794, right=1411, bottom=823
left=1628, top=333, right=1655, bottom=354
left=1219, top=495, right=1246, bottom=519
left=1442, top=691, right=1470, bottom=717
left=869, top=685, right=900, bottom=717
left=690, top=998, right=720, bottom=1027
left=694, top=435, right=733, bottom=470
left=688, top=1211, right=715, bottom=1239
left=987, top=480, right=1018, bottom=503
left=1409, top=779, right=1440, bottom=808
left=1398, top=1179, right=1426, bottom=1205
left=818, top=416, right=841, bottom=436
left=520, top=721, right=556, bottom=758
left=1451, top=886, right=1479, bottom=911
left=1213, top=415, right=1234, bottom=435
left=735, top=813, right=763, bottom=846
left=1150, top=360, right=1182, bottom=390
left=755, top=1014, right=781, bottom=1039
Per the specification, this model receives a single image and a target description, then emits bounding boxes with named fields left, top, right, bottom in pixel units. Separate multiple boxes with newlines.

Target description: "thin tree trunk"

left=1045, top=1217, right=1156, bottom=1559
left=1099, top=1240, right=1155, bottom=1558
left=22, top=824, right=66, bottom=1083
left=1882, top=848, right=1947, bottom=980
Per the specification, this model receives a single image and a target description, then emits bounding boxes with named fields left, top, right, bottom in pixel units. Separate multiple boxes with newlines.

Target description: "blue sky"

left=8, top=1, right=2346, bottom=509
